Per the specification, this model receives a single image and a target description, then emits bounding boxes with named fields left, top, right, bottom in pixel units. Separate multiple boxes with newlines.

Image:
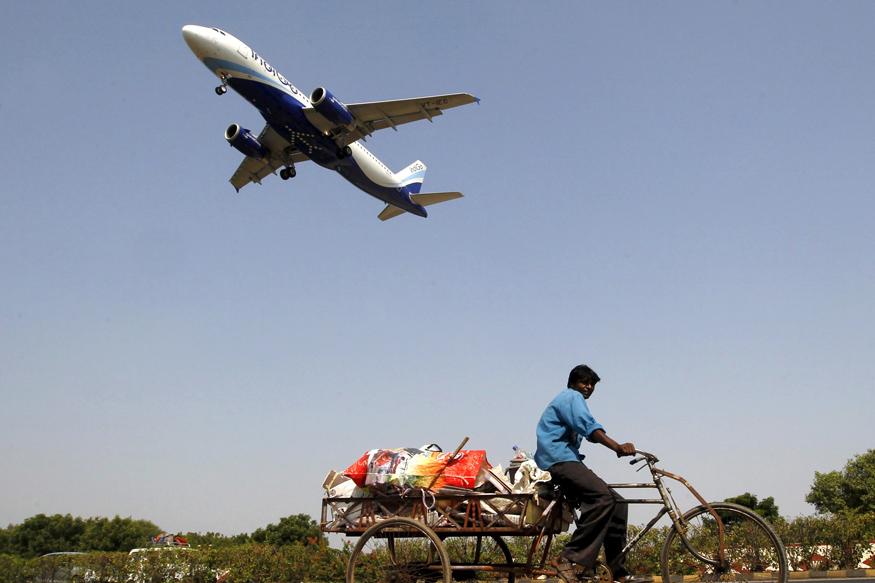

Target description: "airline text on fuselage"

left=249, top=50, right=306, bottom=101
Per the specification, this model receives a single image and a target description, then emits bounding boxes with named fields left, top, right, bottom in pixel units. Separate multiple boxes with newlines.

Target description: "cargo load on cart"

left=321, top=440, right=572, bottom=534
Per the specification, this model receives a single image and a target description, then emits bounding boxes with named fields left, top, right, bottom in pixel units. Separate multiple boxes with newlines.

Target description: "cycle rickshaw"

left=321, top=449, right=787, bottom=583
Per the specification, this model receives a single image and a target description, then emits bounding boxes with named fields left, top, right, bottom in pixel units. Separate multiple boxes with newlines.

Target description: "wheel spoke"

left=442, top=535, right=514, bottom=582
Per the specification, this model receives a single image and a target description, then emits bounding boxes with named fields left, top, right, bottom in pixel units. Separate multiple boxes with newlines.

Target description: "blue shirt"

left=534, top=388, right=605, bottom=470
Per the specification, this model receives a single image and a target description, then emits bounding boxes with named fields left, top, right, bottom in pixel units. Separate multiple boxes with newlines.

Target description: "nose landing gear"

left=215, top=74, right=229, bottom=95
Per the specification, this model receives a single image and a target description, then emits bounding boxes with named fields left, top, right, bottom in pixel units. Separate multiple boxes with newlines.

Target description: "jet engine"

left=224, top=124, right=267, bottom=159
left=310, top=87, right=354, bottom=127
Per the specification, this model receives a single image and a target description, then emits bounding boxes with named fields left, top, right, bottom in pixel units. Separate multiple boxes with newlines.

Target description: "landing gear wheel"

left=280, top=167, right=296, bottom=180
left=215, top=85, right=227, bottom=95
left=337, top=145, right=352, bottom=158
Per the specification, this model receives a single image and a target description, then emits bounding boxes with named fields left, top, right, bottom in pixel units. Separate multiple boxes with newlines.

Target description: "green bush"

left=1, top=511, right=873, bottom=583
left=816, top=512, right=875, bottom=569
left=776, top=512, right=875, bottom=570
left=72, top=552, right=128, bottom=583
left=0, top=555, right=33, bottom=583
left=624, top=525, right=668, bottom=576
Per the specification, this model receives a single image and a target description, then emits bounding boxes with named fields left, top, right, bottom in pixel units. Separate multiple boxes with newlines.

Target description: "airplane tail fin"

left=378, top=192, right=464, bottom=221
left=395, top=160, right=428, bottom=194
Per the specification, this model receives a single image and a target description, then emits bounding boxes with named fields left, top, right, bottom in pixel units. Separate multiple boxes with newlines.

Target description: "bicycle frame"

left=603, top=453, right=728, bottom=569
left=507, top=452, right=730, bottom=575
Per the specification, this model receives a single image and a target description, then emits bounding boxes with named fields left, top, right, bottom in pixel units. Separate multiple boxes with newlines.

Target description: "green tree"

left=7, top=514, right=85, bottom=557
left=250, top=514, right=324, bottom=546
left=807, top=449, right=875, bottom=514
left=2, top=514, right=160, bottom=557
left=78, top=516, right=161, bottom=552
left=723, top=492, right=781, bottom=522
left=0, top=525, right=10, bottom=554
left=755, top=496, right=780, bottom=522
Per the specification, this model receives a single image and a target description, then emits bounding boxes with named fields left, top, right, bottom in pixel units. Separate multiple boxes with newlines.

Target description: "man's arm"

left=590, top=429, right=635, bottom=457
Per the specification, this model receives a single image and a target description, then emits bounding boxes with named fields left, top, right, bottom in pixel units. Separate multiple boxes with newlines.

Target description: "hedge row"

left=2, top=512, right=872, bottom=583
left=0, top=544, right=348, bottom=583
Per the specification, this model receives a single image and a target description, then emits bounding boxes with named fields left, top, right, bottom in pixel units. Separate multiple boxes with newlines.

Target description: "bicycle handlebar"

left=630, top=450, right=659, bottom=465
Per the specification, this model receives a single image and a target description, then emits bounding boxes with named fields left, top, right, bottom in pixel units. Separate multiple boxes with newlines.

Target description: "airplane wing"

left=229, top=124, right=309, bottom=191
left=302, top=93, right=479, bottom=146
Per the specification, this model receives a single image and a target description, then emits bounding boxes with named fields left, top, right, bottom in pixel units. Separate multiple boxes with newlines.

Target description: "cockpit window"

left=211, top=28, right=227, bottom=36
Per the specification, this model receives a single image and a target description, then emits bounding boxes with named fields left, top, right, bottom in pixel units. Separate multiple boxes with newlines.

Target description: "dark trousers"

left=549, top=461, right=628, bottom=578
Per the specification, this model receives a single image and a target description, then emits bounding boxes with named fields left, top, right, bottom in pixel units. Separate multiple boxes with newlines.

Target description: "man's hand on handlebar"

left=590, top=429, right=636, bottom=458
left=615, top=442, right=636, bottom=457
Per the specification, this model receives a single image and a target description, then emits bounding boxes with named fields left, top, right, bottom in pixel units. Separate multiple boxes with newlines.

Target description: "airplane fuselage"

left=182, top=25, right=428, bottom=217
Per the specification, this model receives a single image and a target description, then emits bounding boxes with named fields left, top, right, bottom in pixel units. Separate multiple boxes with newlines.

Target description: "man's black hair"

left=567, top=364, right=601, bottom=388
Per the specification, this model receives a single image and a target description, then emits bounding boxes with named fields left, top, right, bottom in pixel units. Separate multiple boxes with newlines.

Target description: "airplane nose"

left=181, top=25, right=213, bottom=57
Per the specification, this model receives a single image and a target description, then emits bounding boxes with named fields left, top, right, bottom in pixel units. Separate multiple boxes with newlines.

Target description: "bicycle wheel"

left=442, top=535, right=515, bottom=582
left=660, top=502, right=787, bottom=583
left=347, top=517, right=451, bottom=583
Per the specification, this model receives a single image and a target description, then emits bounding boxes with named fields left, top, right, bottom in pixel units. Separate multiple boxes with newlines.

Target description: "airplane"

left=181, top=25, right=479, bottom=220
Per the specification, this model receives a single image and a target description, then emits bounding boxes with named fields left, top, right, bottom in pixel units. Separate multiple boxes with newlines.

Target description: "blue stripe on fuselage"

left=227, top=77, right=427, bottom=217
left=203, top=57, right=281, bottom=89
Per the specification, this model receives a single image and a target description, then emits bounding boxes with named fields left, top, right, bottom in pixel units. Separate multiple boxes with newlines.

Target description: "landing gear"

left=215, top=74, right=229, bottom=95
left=337, top=145, right=352, bottom=159
left=279, top=166, right=296, bottom=180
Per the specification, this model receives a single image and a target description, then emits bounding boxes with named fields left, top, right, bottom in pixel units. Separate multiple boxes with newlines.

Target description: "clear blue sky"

left=1, top=2, right=873, bottom=535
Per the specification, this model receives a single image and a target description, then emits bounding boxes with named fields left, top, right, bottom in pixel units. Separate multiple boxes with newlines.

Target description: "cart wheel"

left=554, top=560, right=611, bottom=583
left=442, top=535, right=515, bottom=582
left=347, top=517, right=451, bottom=583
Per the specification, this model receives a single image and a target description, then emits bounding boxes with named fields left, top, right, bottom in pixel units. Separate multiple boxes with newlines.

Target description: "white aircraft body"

left=181, top=25, right=479, bottom=220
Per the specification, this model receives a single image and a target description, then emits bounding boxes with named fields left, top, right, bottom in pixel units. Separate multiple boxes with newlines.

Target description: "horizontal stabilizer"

left=378, top=192, right=463, bottom=221
left=413, top=191, right=463, bottom=207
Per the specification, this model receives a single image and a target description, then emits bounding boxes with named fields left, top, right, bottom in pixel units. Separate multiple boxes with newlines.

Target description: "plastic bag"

left=343, top=447, right=490, bottom=490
